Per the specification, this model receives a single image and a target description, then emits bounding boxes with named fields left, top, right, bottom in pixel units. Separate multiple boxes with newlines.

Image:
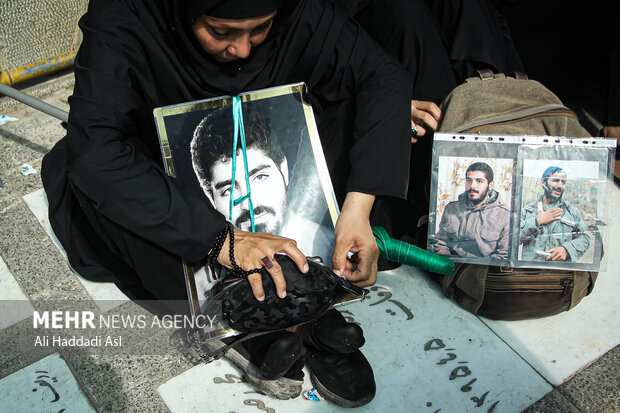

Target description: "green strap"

left=372, top=226, right=454, bottom=275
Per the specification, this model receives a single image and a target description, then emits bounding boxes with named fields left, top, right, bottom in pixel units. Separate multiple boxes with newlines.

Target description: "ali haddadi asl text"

left=34, top=335, right=122, bottom=347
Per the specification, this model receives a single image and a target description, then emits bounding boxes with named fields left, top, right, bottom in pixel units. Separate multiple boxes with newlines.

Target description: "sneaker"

left=305, top=309, right=365, bottom=354
left=305, top=348, right=376, bottom=407
left=203, top=335, right=304, bottom=400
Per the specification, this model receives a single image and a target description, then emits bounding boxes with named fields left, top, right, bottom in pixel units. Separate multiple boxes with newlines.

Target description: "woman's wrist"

left=208, top=223, right=230, bottom=263
left=341, top=191, right=376, bottom=219
left=211, top=224, right=262, bottom=277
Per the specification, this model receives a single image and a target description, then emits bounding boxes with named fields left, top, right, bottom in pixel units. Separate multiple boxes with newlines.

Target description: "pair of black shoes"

left=242, top=309, right=376, bottom=407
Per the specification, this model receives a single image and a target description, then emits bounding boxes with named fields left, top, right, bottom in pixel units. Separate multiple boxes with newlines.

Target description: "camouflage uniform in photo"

left=520, top=196, right=590, bottom=262
left=436, top=70, right=598, bottom=319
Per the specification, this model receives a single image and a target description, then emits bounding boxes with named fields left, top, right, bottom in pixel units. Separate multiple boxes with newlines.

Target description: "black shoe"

left=204, top=335, right=303, bottom=400
left=242, top=331, right=305, bottom=380
left=306, top=309, right=365, bottom=354
left=282, top=356, right=305, bottom=381
left=305, top=348, right=376, bottom=407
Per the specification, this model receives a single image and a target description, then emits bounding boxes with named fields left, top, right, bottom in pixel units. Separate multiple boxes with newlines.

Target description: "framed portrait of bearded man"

left=428, top=134, right=519, bottom=266
left=154, top=83, right=339, bottom=341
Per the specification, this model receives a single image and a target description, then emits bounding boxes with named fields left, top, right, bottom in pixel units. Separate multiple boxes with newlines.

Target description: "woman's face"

left=192, top=11, right=277, bottom=62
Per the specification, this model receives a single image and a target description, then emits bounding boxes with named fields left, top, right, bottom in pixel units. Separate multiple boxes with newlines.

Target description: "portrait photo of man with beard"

left=190, top=105, right=335, bottom=261
left=519, top=166, right=590, bottom=262
left=433, top=161, right=511, bottom=259
left=191, top=108, right=291, bottom=235
left=154, top=86, right=339, bottom=313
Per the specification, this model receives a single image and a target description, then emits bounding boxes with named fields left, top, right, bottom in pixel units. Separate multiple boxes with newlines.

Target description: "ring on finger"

left=411, top=124, right=418, bottom=136
left=261, top=255, right=275, bottom=270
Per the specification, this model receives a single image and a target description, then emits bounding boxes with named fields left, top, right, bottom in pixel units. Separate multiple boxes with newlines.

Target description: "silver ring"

left=261, top=256, right=275, bottom=270
left=411, top=124, right=418, bottom=136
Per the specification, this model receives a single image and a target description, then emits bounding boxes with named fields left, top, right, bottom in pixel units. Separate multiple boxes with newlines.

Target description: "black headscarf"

left=160, top=0, right=348, bottom=96
left=183, top=0, right=282, bottom=22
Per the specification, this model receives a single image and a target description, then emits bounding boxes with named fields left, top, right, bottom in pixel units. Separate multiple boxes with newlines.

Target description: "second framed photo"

left=515, top=144, right=610, bottom=270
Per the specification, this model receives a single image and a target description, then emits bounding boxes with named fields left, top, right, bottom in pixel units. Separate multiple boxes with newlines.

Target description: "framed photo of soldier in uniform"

left=515, top=143, right=612, bottom=271
left=153, top=83, right=339, bottom=341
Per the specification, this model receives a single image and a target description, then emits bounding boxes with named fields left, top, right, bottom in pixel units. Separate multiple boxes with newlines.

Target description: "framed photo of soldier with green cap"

left=515, top=139, right=614, bottom=271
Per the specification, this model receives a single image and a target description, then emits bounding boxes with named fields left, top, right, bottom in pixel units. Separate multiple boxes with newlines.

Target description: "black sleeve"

left=65, top=3, right=226, bottom=263
left=311, top=9, right=413, bottom=200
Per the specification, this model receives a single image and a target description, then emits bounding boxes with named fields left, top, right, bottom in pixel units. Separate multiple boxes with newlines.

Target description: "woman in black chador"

left=42, top=0, right=412, bottom=406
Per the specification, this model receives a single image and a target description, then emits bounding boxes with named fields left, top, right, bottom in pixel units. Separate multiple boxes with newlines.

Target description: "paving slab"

left=0, top=82, right=68, bottom=175
left=0, top=255, right=34, bottom=330
left=99, top=379, right=169, bottom=413
left=23, top=188, right=129, bottom=310
left=0, top=352, right=96, bottom=412
left=0, top=201, right=86, bottom=301
left=559, top=345, right=620, bottom=412
left=159, top=265, right=552, bottom=412
left=522, top=390, right=581, bottom=413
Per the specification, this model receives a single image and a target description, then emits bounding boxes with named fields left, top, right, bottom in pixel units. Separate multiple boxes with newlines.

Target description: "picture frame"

left=428, top=134, right=520, bottom=266
left=515, top=144, right=611, bottom=270
left=428, top=133, right=615, bottom=271
left=153, top=83, right=339, bottom=341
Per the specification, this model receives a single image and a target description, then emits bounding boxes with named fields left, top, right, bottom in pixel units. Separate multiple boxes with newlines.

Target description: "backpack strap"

left=509, top=71, right=529, bottom=80
left=476, top=69, right=495, bottom=80
left=474, top=69, right=529, bottom=81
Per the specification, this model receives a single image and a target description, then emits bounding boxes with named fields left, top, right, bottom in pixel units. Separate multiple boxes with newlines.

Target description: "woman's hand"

left=411, top=100, right=442, bottom=143
left=603, top=126, right=620, bottom=139
left=331, top=192, right=379, bottom=287
left=217, top=230, right=308, bottom=301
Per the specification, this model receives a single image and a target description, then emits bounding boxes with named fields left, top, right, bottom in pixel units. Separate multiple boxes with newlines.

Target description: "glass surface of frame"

left=154, top=83, right=339, bottom=341
left=428, top=133, right=615, bottom=271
